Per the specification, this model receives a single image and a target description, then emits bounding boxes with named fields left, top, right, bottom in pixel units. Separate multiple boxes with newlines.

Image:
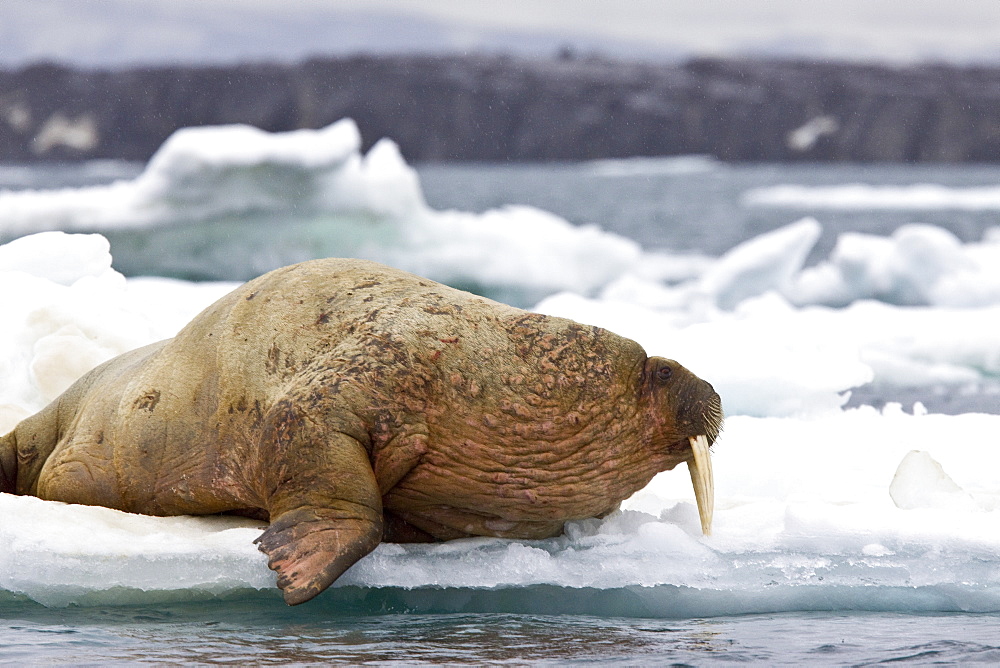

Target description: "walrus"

left=0, top=258, right=722, bottom=605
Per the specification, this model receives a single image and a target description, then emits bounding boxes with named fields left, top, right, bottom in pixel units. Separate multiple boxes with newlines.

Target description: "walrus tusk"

left=687, top=435, right=714, bottom=536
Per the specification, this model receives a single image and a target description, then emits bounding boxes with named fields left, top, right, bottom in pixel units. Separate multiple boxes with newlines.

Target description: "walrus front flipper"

left=254, top=427, right=383, bottom=605
left=256, top=505, right=382, bottom=605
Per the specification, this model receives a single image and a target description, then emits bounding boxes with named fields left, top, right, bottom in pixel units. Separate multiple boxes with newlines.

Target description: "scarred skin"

left=0, top=258, right=722, bottom=605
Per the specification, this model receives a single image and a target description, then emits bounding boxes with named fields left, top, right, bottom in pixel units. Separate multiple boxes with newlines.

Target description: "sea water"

left=1, top=121, right=999, bottom=664
left=4, top=602, right=1000, bottom=664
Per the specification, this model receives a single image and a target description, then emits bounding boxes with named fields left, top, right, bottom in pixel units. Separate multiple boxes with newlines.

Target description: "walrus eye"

left=655, top=365, right=672, bottom=382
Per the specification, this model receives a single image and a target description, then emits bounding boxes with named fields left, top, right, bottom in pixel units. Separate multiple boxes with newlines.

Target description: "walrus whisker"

left=687, top=434, right=714, bottom=536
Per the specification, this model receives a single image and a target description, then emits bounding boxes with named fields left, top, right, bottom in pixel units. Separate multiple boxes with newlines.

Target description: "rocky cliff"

left=2, top=55, right=1000, bottom=163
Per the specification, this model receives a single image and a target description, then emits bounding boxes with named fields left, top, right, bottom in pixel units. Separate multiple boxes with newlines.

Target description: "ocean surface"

left=4, top=600, right=1000, bottom=665
left=2, top=124, right=1000, bottom=664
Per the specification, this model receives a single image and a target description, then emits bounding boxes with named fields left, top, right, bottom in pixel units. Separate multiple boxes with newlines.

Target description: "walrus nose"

left=676, top=379, right=724, bottom=446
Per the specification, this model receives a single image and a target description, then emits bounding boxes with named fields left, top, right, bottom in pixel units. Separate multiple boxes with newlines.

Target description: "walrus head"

left=641, top=355, right=723, bottom=536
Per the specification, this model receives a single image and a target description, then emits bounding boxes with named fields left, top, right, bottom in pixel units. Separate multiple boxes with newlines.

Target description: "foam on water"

left=744, top=182, right=1000, bottom=210
left=584, top=155, right=719, bottom=177
left=1, top=121, right=998, bottom=617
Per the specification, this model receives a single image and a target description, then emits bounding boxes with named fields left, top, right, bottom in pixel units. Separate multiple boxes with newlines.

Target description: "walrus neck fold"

left=0, top=429, right=16, bottom=494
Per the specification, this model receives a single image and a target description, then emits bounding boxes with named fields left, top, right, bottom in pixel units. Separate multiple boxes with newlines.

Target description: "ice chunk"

left=0, top=494, right=272, bottom=607
left=0, top=120, right=363, bottom=234
left=0, top=231, right=113, bottom=286
left=889, top=450, right=977, bottom=511
left=698, top=218, right=821, bottom=310
left=316, top=137, right=427, bottom=218
left=391, top=205, right=643, bottom=300
left=0, top=234, right=229, bottom=425
left=789, top=225, right=965, bottom=306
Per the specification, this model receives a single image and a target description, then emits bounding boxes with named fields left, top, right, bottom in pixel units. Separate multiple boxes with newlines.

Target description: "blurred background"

left=4, top=0, right=1000, bottom=67
left=3, top=0, right=1000, bottom=164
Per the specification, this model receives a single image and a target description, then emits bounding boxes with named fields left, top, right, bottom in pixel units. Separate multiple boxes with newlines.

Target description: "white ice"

left=594, top=217, right=1000, bottom=310
left=1, top=121, right=999, bottom=616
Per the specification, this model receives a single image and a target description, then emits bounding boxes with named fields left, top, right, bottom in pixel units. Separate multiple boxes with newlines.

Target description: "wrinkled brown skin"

left=0, top=259, right=723, bottom=605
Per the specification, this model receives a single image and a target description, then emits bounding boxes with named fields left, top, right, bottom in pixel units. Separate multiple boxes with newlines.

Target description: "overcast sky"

left=3, top=0, right=1000, bottom=68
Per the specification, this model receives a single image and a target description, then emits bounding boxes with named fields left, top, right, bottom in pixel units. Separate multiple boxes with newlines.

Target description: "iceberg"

left=0, top=120, right=642, bottom=302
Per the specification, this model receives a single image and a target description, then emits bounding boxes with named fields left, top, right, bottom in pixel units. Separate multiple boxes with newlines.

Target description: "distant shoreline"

left=2, top=54, right=999, bottom=163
